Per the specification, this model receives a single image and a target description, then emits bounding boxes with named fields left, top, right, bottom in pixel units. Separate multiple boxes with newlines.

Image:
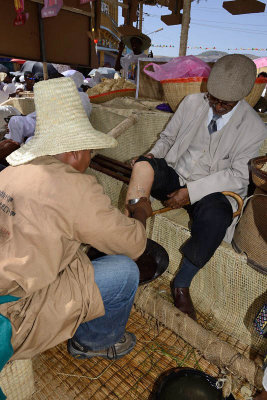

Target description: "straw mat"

left=0, top=359, right=35, bottom=400
left=30, top=309, right=252, bottom=400
left=89, top=90, right=136, bottom=104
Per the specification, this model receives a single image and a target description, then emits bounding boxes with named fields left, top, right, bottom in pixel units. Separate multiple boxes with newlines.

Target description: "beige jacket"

left=150, top=93, right=267, bottom=242
left=0, top=157, right=146, bottom=360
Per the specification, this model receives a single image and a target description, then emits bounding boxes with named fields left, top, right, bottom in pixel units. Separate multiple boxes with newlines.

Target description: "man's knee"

left=194, top=192, right=233, bottom=226
left=115, top=255, right=139, bottom=288
left=133, top=159, right=154, bottom=175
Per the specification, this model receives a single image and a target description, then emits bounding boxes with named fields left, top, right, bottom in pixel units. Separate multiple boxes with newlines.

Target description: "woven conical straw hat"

left=7, top=77, right=117, bottom=166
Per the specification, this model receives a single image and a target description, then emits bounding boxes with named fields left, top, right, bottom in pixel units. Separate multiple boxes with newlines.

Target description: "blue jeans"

left=73, top=255, right=139, bottom=351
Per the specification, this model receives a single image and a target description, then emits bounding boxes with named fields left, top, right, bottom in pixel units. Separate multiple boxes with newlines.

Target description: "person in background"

left=4, top=112, right=36, bottom=144
left=125, top=54, right=267, bottom=320
left=62, top=70, right=92, bottom=118
left=254, top=72, right=267, bottom=114
left=115, top=33, right=151, bottom=81
left=0, top=72, right=16, bottom=97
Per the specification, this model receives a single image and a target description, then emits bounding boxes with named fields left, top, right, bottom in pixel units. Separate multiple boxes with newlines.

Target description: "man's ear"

left=72, top=151, right=79, bottom=160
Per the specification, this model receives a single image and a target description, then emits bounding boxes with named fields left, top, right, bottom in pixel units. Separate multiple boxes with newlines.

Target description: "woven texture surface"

left=0, top=359, right=35, bottom=400
left=90, top=98, right=171, bottom=162
left=161, top=79, right=208, bottom=112
left=1, top=97, right=35, bottom=115
left=89, top=91, right=136, bottom=104
left=87, top=168, right=267, bottom=355
left=233, top=188, right=267, bottom=272
left=245, top=81, right=267, bottom=107
left=30, top=309, right=252, bottom=400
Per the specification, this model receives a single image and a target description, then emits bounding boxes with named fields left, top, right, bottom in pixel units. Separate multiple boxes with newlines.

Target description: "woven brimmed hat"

left=7, top=78, right=117, bottom=166
left=122, top=32, right=151, bottom=52
left=207, top=54, right=257, bottom=101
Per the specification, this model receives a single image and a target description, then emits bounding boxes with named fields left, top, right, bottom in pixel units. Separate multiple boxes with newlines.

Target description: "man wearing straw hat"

left=0, top=77, right=152, bottom=370
left=115, top=32, right=151, bottom=80
left=126, top=54, right=267, bottom=320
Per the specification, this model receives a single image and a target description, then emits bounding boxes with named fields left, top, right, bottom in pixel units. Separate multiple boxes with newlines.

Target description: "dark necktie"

left=208, top=114, right=221, bottom=135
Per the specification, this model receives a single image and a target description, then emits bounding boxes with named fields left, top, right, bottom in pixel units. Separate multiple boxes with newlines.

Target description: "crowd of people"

left=0, top=39, right=266, bottom=399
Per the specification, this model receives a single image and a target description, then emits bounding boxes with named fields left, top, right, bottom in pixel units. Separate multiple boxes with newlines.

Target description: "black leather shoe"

left=171, top=286, right=197, bottom=321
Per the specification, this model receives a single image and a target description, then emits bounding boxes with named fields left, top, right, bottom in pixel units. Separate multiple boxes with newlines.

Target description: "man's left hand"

left=164, top=188, right=190, bottom=209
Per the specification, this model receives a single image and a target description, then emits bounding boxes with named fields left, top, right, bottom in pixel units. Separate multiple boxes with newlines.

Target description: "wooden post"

left=179, top=0, right=191, bottom=56
left=139, top=2, right=143, bottom=32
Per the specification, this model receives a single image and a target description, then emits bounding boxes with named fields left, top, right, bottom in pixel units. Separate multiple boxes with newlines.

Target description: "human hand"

left=164, top=188, right=190, bottom=209
left=118, top=41, right=125, bottom=52
left=127, top=197, right=153, bottom=220
left=130, top=153, right=154, bottom=167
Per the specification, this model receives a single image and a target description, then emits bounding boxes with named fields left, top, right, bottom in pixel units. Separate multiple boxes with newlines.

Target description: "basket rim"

left=160, top=77, right=208, bottom=84
left=89, top=88, right=136, bottom=99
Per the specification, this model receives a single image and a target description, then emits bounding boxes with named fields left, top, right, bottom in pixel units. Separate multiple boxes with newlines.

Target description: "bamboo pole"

left=179, top=0, right=191, bottom=56
left=139, top=2, right=143, bottom=32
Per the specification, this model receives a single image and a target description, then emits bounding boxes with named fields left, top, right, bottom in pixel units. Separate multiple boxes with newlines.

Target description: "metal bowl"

left=86, top=238, right=169, bottom=285
left=154, top=368, right=235, bottom=400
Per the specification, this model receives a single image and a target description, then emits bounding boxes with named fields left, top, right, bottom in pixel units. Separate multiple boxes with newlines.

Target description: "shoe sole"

left=67, top=333, right=136, bottom=360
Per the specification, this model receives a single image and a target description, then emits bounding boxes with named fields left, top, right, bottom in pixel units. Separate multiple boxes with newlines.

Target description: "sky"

left=118, top=0, right=267, bottom=58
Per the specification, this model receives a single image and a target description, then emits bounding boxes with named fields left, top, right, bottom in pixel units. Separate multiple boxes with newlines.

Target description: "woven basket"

left=251, top=155, right=267, bottom=192
left=17, top=91, right=34, bottom=98
left=233, top=188, right=267, bottom=274
left=161, top=77, right=208, bottom=112
left=1, top=98, right=35, bottom=115
left=89, top=89, right=136, bottom=104
left=0, top=359, right=35, bottom=400
left=245, top=77, right=267, bottom=107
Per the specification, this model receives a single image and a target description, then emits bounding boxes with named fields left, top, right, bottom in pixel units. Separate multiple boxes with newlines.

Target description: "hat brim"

left=7, top=127, right=117, bottom=166
left=122, top=34, right=151, bottom=52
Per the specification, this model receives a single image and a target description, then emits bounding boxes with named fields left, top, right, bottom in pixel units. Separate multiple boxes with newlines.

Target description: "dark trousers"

left=136, top=157, right=233, bottom=268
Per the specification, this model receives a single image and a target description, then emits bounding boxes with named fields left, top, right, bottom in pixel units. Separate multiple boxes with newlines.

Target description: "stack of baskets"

left=233, top=155, right=267, bottom=274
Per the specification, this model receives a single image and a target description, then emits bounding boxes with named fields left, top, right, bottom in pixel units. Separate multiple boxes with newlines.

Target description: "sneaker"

left=67, top=331, right=136, bottom=360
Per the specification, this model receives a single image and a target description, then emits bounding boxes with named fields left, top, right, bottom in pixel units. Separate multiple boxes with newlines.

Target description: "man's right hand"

left=130, top=153, right=154, bottom=167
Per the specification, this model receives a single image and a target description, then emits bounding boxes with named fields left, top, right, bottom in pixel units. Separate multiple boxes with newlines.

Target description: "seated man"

left=0, top=77, right=152, bottom=382
left=125, top=54, right=267, bottom=320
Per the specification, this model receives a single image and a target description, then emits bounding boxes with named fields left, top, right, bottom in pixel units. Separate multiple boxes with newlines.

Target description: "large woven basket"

left=89, top=89, right=136, bottom=104
left=233, top=187, right=267, bottom=274
left=251, top=155, right=267, bottom=192
left=1, top=97, right=35, bottom=115
left=160, top=77, right=208, bottom=112
left=244, top=77, right=267, bottom=107
left=0, top=359, right=35, bottom=400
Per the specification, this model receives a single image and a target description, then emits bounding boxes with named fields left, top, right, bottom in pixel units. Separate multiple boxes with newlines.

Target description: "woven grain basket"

left=233, top=187, right=267, bottom=274
left=244, top=77, right=267, bottom=107
left=0, top=359, right=35, bottom=400
left=89, top=89, right=136, bottom=104
left=1, top=97, right=35, bottom=115
left=161, top=77, right=208, bottom=112
left=251, top=155, right=267, bottom=192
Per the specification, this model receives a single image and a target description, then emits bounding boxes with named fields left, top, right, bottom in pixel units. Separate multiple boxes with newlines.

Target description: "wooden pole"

left=179, top=0, right=191, bottom=56
left=139, top=2, right=143, bottom=32
left=37, top=4, right=48, bottom=80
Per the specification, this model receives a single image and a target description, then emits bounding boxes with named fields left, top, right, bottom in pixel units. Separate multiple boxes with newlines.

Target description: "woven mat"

left=30, top=310, right=252, bottom=400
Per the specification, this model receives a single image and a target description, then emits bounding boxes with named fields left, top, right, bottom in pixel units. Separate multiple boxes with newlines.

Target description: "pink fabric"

left=41, top=0, right=63, bottom=18
left=254, top=57, right=267, bottom=69
left=143, top=55, right=211, bottom=82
